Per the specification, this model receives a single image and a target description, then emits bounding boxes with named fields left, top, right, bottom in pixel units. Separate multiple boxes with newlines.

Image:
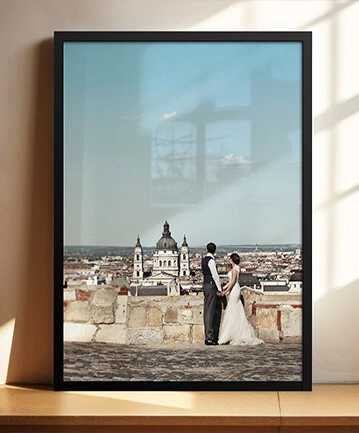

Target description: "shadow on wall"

left=314, top=279, right=359, bottom=382
left=6, top=39, right=54, bottom=384
left=309, top=1, right=359, bottom=382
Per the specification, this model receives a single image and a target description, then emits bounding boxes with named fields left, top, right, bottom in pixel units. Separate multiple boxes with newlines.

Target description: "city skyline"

left=64, top=239, right=301, bottom=249
left=64, top=40, right=302, bottom=247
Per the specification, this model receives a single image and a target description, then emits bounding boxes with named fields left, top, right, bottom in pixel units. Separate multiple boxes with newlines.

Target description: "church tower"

left=153, top=221, right=179, bottom=277
left=179, top=235, right=190, bottom=278
left=133, top=236, right=144, bottom=280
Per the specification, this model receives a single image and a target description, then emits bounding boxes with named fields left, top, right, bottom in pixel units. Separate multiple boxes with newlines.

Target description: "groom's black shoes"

left=205, top=339, right=218, bottom=346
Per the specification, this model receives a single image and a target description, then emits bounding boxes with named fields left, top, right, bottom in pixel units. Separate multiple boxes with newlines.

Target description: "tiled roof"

left=128, top=286, right=167, bottom=296
left=239, top=273, right=260, bottom=285
left=289, top=271, right=302, bottom=282
left=263, top=285, right=289, bottom=292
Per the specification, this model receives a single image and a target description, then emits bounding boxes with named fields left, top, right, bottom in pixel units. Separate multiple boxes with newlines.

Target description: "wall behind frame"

left=0, top=0, right=358, bottom=384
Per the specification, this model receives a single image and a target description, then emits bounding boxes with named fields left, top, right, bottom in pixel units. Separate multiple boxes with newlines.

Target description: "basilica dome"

left=156, top=221, right=178, bottom=251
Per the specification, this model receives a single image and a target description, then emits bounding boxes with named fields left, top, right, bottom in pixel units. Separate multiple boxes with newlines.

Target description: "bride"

left=218, top=253, right=264, bottom=346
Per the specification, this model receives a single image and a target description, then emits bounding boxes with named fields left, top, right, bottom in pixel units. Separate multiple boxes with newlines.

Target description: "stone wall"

left=63, top=285, right=302, bottom=344
left=242, top=289, right=302, bottom=344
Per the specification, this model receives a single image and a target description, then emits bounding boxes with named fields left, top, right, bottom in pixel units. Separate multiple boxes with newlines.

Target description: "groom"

left=201, top=242, right=223, bottom=345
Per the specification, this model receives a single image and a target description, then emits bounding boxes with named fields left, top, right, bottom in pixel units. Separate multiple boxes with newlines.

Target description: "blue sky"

left=64, top=40, right=302, bottom=247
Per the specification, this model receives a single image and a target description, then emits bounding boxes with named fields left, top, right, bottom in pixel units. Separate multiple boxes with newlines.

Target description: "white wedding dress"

left=218, top=265, right=264, bottom=346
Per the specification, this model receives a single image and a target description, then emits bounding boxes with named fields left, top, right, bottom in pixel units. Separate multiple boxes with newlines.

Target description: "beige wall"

left=0, top=0, right=358, bottom=384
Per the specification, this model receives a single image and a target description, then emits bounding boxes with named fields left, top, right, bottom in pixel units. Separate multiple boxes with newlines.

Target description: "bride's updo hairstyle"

left=230, top=253, right=240, bottom=265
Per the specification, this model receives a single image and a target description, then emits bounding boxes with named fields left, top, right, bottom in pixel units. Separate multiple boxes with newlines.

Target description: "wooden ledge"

left=279, top=384, right=359, bottom=428
left=0, top=384, right=358, bottom=432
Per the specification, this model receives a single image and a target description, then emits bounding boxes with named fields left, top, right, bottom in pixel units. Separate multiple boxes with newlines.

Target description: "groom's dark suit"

left=202, top=254, right=223, bottom=344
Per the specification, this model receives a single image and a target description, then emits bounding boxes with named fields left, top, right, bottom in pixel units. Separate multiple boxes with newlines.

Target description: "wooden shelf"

left=0, top=384, right=358, bottom=432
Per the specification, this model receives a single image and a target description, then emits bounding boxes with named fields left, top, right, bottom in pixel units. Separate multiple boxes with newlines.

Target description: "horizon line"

left=64, top=243, right=302, bottom=248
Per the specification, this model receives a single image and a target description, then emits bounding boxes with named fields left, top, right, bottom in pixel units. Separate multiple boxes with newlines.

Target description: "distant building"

left=87, top=275, right=98, bottom=285
left=179, top=235, right=190, bottom=277
left=128, top=280, right=182, bottom=296
left=133, top=236, right=144, bottom=279
left=131, top=221, right=190, bottom=295
left=288, top=271, right=302, bottom=293
left=260, top=280, right=291, bottom=293
left=86, top=275, right=105, bottom=285
left=262, top=284, right=290, bottom=293
left=128, top=284, right=168, bottom=297
left=152, top=220, right=180, bottom=277
left=239, top=273, right=260, bottom=290
left=217, top=263, right=232, bottom=274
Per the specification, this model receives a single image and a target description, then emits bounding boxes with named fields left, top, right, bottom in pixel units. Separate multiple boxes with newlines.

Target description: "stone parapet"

left=63, top=285, right=302, bottom=344
left=241, top=288, right=302, bottom=344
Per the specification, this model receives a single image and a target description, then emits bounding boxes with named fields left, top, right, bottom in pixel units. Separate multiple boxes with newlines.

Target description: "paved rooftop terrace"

left=64, top=342, right=302, bottom=382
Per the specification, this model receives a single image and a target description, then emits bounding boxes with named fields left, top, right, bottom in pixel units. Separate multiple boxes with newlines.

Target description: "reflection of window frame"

left=150, top=121, right=197, bottom=207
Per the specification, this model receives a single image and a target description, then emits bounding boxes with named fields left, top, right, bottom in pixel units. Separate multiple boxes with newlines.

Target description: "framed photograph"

left=54, top=31, right=312, bottom=391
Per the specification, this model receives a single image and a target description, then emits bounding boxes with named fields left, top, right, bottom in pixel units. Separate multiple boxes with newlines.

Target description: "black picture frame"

left=54, top=31, right=312, bottom=391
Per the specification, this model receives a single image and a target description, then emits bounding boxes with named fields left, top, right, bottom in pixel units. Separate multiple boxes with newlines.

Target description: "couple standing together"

left=202, top=242, right=264, bottom=346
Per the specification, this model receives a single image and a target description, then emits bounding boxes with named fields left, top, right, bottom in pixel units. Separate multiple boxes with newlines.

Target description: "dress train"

left=218, top=267, right=264, bottom=346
